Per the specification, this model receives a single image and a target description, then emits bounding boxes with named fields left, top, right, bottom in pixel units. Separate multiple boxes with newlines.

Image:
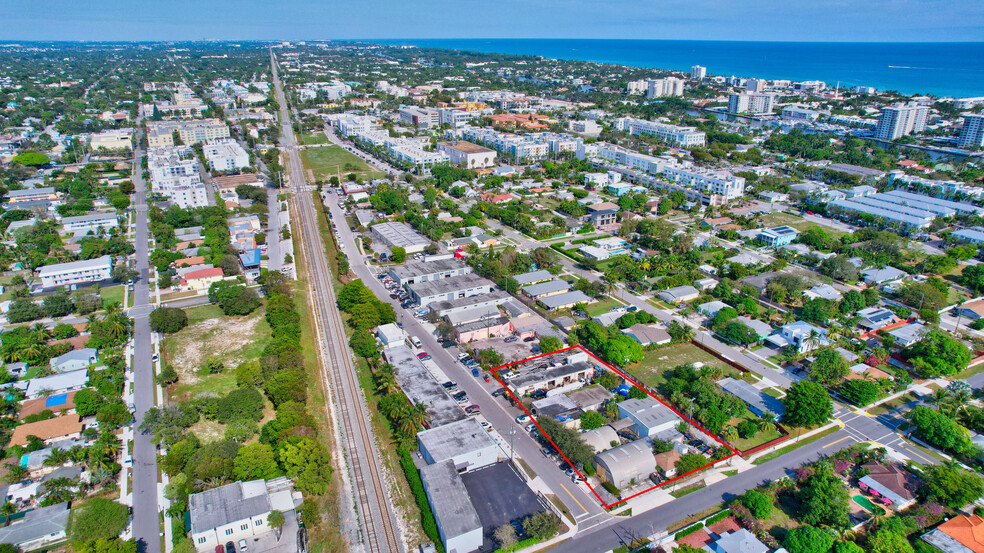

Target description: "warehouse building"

left=595, top=439, right=659, bottom=489
left=617, top=396, right=680, bottom=438
left=408, top=273, right=496, bottom=307
left=420, top=460, right=483, bottom=553
left=429, top=290, right=513, bottom=318
left=512, top=269, right=554, bottom=287
left=371, top=221, right=431, bottom=254
left=507, top=360, right=593, bottom=396
left=383, top=346, right=467, bottom=427
left=521, top=279, right=570, bottom=299
left=417, top=418, right=498, bottom=472
left=388, top=258, right=472, bottom=286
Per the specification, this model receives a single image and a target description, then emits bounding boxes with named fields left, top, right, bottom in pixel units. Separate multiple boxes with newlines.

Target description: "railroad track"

left=270, top=51, right=402, bottom=553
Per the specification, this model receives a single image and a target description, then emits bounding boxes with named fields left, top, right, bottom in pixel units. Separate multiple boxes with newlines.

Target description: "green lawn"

left=628, top=342, right=736, bottom=389
left=300, top=145, right=381, bottom=181
left=585, top=295, right=626, bottom=317
left=725, top=410, right=785, bottom=451
left=101, top=285, right=125, bottom=310
left=867, top=392, right=918, bottom=415
left=300, top=131, right=330, bottom=145
left=752, top=426, right=841, bottom=465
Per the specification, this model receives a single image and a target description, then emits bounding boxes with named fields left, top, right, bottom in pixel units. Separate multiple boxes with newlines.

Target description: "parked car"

left=238, top=540, right=248, bottom=552
left=492, top=387, right=507, bottom=397
left=504, top=336, right=518, bottom=343
left=523, top=336, right=536, bottom=342
left=465, top=405, right=480, bottom=415
left=516, top=414, right=530, bottom=424
left=540, top=447, right=555, bottom=458
left=457, top=353, right=471, bottom=361
left=453, top=391, right=468, bottom=402
left=416, top=352, right=431, bottom=360
left=525, top=423, right=536, bottom=432
left=225, top=543, right=235, bottom=553
left=441, top=381, right=457, bottom=389
left=472, top=367, right=480, bottom=377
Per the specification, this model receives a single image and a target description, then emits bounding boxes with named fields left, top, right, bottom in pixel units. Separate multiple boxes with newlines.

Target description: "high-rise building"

left=746, top=79, right=766, bottom=93
left=646, top=77, right=684, bottom=98
left=958, top=113, right=984, bottom=149
left=728, top=93, right=776, bottom=115
left=875, top=103, right=929, bottom=141
left=626, top=80, right=648, bottom=95
left=690, top=65, right=707, bottom=81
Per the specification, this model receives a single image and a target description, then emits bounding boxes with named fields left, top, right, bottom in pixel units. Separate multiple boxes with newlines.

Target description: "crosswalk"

left=832, top=406, right=940, bottom=465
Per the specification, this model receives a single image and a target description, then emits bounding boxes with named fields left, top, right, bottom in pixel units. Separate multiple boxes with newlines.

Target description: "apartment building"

left=89, top=129, right=134, bottom=151
left=874, top=103, right=929, bottom=141
left=958, top=113, right=984, bottom=148
left=613, top=117, right=706, bottom=147
left=147, top=146, right=210, bottom=208
left=399, top=106, right=440, bottom=129
left=37, top=255, right=113, bottom=288
left=203, top=138, right=250, bottom=171
left=728, top=92, right=777, bottom=115
left=646, top=77, right=684, bottom=98
left=146, top=119, right=231, bottom=147
left=690, top=65, right=707, bottom=80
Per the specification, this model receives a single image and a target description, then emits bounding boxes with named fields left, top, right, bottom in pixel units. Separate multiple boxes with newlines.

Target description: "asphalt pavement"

left=130, top=124, right=162, bottom=553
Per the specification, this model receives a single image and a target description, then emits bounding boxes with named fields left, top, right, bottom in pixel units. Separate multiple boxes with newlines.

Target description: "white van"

left=407, top=336, right=422, bottom=349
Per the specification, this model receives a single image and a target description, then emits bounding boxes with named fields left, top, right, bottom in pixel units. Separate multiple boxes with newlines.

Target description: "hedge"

left=397, top=447, right=445, bottom=553
left=493, top=536, right=541, bottom=553
left=674, top=522, right=704, bottom=541
left=704, top=510, right=731, bottom=526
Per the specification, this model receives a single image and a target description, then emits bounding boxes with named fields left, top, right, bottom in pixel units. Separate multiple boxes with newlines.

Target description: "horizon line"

left=2, top=38, right=984, bottom=45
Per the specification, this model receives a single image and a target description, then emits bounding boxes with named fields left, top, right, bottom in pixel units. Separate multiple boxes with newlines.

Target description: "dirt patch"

left=168, top=314, right=263, bottom=380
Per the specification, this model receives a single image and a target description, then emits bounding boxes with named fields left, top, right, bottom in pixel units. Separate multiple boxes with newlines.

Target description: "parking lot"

left=460, top=462, right=550, bottom=549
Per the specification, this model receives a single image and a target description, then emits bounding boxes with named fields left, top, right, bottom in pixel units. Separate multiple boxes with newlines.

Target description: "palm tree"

left=42, top=448, right=68, bottom=467
left=759, top=413, right=778, bottom=434
left=375, top=369, right=399, bottom=395
left=948, top=389, right=973, bottom=419
left=3, top=463, right=27, bottom=485
left=0, top=501, right=15, bottom=526
left=720, top=425, right=739, bottom=443
left=31, top=323, right=51, bottom=341
left=930, top=389, right=950, bottom=414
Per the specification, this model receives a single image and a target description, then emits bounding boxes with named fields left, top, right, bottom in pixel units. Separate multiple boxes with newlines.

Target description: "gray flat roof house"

left=0, top=501, right=69, bottom=551
left=717, top=377, right=785, bottom=419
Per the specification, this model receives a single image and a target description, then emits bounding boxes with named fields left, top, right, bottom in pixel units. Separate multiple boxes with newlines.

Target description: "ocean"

left=367, top=39, right=984, bottom=99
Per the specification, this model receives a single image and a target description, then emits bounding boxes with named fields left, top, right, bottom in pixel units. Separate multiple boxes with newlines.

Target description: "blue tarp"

left=616, top=384, right=632, bottom=397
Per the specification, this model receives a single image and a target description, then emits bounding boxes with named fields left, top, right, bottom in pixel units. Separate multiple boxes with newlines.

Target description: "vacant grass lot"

left=165, top=304, right=272, bottom=401
left=101, top=285, right=125, bottom=309
left=628, top=342, right=735, bottom=389
left=585, top=295, right=626, bottom=316
left=301, top=145, right=380, bottom=181
left=300, top=130, right=330, bottom=145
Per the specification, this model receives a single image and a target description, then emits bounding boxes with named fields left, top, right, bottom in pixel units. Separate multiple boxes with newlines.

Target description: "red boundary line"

left=490, top=344, right=739, bottom=510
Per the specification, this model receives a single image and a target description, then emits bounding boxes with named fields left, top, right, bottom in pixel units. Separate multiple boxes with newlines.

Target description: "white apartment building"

left=958, top=113, right=984, bottom=148
left=794, top=80, right=827, bottom=94
left=189, top=479, right=299, bottom=553
left=746, top=79, right=767, bottom=93
left=569, top=120, right=601, bottom=135
left=955, top=97, right=984, bottom=110
left=37, top=255, right=113, bottom=288
left=729, top=92, right=777, bottom=115
left=647, top=77, right=684, bottom=98
left=875, top=103, right=929, bottom=140
left=354, top=129, right=449, bottom=170
left=61, top=213, right=118, bottom=234
left=626, top=80, right=648, bottom=94
left=613, top=117, right=706, bottom=147
left=690, top=65, right=707, bottom=80
left=438, top=107, right=481, bottom=128
left=460, top=127, right=555, bottom=161
left=203, top=138, right=250, bottom=171
left=578, top=142, right=745, bottom=202
left=331, top=114, right=378, bottom=136
left=148, top=146, right=210, bottom=208
left=782, top=107, right=821, bottom=121
left=661, top=164, right=746, bottom=201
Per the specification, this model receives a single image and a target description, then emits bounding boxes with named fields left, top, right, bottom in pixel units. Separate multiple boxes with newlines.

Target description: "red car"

left=416, top=352, right=429, bottom=359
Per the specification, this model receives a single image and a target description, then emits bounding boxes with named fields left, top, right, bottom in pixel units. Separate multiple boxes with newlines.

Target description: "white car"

left=151, top=353, right=159, bottom=362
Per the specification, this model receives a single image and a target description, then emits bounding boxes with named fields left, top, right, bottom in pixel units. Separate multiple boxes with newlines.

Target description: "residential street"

left=130, top=124, right=163, bottom=553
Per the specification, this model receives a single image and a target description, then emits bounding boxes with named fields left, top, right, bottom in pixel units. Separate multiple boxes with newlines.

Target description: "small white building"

left=189, top=478, right=300, bottom=553
left=37, top=255, right=113, bottom=289
left=417, top=418, right=498, bottom=472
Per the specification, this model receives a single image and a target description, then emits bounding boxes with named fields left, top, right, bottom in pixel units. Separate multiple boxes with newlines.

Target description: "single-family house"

left=657, top=285, right=700, bottom=305
left=699, top=300, right=730, bottom=318
left=189, top=478, right=301, bottom=553
left=9, top=415, right=84, bottom=447
left=857, top=307, right=899, bottom=331
left=858, top=462, right=919, bottom=509
left=706, top=529, right=769, bottom=553
left=803, top=284, right=843, bottom=302
left=0, top=501, right=70, bottom=551
left=49, top=348, right=97, bottom=373
left=180, top=267, right=225, bottom=291
left=923, top=514, right=984, bottom=553
left=862, top=266, right=907, bottom=286
left=621, top=324, right=671, bottom=347
left=888, top=323, right=928, bottom=347
left=717, top=377, right=785, bottom=419
left=757, top=226, right=799, bottom=247
left=766, top=321, right=830, bottom=353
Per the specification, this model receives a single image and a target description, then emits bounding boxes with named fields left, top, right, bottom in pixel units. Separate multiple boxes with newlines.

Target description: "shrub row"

left=396, top=447, right=445, bottom=553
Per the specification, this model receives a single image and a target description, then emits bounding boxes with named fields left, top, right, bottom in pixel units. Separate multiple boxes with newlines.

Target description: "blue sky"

left=0, top=0, right=981, bottom=42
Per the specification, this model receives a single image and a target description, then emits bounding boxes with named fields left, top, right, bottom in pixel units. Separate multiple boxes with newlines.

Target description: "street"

left=130, top=123, right=162, bottom=553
